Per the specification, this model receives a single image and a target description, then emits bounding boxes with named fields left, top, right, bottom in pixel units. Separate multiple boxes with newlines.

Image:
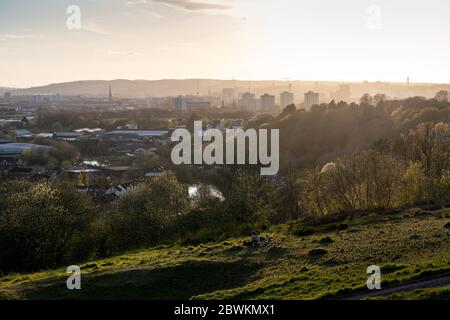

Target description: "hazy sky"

left=1, top=0, right=449, bottom=87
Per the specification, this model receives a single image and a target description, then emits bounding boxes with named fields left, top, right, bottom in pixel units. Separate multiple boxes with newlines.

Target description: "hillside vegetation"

left=1, top=207, right=449, bottom=300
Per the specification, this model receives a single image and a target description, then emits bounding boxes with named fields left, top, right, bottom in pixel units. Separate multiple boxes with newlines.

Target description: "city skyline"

left=1, top=0, right=449, bottom=87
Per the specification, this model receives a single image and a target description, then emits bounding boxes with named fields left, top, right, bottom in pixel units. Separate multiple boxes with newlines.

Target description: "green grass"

left=368, top=285, right=450, bottom=300
left=0, top=208, right=449, bottom=300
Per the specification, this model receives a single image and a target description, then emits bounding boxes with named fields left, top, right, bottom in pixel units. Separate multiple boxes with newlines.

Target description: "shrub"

left=307, top=248, right=328, bottom=257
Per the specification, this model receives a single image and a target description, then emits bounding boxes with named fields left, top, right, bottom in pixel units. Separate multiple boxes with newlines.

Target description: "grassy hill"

left=1, top=207, right=449, bottom=300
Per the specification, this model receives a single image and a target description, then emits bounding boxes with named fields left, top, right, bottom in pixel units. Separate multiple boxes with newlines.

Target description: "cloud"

left=107, top=50, right=144, bottom=56
left=82, top=21, right=113, bottom=36
left=126, top=0, right=147, bottom=6
left=127, top=0, right=232, bottom=11
left=0, top=34, right=41, bottom=41
left=171, top=41, right=200, bottom=47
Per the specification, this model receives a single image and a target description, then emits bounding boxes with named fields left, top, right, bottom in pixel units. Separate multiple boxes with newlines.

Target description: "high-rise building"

left=108, top=85, right=113, bottom=102
left=238, top=92, right=260, bottom=112
left=280, top=91, right=294, bottom=110
left=172, top=95, right=211, bottom=113
left=330, top=84, right=351, bottom=102
left=173, top=96, right=188, bottom=113
left=222, top=88, right=236, bottom=108
left=260, top=94, right=276, bottom=112
left=31, top=94, right=62, bottom=104
left=304, top=91, right=320, bottom=111
left=4, top=92, right=11, bottom=100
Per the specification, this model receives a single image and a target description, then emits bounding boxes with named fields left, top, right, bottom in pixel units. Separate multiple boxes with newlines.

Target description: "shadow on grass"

left=21, top=260, right=260, bottom=300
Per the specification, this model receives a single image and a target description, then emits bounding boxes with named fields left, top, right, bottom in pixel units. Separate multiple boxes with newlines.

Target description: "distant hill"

left=7, top=79, right=450, bottom=100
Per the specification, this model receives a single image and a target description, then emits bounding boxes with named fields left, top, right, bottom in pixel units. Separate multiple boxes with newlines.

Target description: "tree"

left=374, top=93, right=386, bottom=106
left=21, top=116, right=29, bottom=127
left=409, top=122, right=450, bottom=178
left=0, top=181, right=93, bottom=272
left=299, top=150, right=405, bottom=215
left=51, top=141, right=80, bottom=164
left=132, top=153, right=160, bottom=170
left=112, top=171, right=189, bottom=249
left=434, top=90, right=448, bottom=102
left=401, top=161, right=427, bottom=205
left=360, top=94, right=374, bottom=106
left=275, top=164, right=300, bottom=222
left=328, top=100, right=337, bottom=110
left=224, top=169, right=279, bottom=224
left=282, top=104, right=297, bottom=115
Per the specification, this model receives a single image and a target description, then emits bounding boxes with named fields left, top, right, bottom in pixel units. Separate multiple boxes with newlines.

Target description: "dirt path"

left=341, top=272, right=450, bottom=300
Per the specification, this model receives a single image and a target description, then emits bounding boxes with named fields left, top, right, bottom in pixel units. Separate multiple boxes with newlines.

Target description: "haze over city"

left=1, top=0, right=449, bottom=88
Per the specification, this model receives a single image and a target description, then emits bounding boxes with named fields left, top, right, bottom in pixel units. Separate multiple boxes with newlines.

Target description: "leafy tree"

left=0, top=181, right=93, bottom=272
left=224, top=169, right=279, bottom=224
left=111, top=171, right=189, bottom=249
left=434, top=90, right=448, bottom=102
left=360, top=93, right=374, bottom=106
left=282, top=104, right=297, bottom=115
left=409, top=122, right=449, bottom=178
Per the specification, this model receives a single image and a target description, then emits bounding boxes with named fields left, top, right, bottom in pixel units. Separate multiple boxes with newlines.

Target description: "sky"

left=0, top=0, right=449, bottom=88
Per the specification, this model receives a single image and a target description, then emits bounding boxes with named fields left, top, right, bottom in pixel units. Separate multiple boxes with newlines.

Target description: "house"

left=104, top=185, right=127, bottom=198
left=65, top=167, right=101, bottom=174
left=125, top=122, right=138, bottom=130
left=74, top=128, right=105, bottom=138
left=117, top=122, right=138, bottom=130
left=15, top=129, right=33, bottom=139
left=134, top=147, right=147, bottom=155
left=230, top=119, right=245, bottom=130
left=74, top=128, right=104, bottom=134
left=144, top=165, right=165, bottom=177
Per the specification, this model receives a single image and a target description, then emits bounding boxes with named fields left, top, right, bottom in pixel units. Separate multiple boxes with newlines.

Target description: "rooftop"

left=102, top=130, right=169, bottom=138
left=0, top=143, right=53, bottom=156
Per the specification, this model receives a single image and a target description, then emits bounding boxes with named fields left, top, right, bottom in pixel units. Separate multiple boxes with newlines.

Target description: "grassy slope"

left=1, top=208, right=449, bottom=300
left=368, top=285, right=450, bottom=300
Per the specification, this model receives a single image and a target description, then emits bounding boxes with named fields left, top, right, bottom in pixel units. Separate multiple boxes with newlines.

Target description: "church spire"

left=108, top=84, right=113, bottom=102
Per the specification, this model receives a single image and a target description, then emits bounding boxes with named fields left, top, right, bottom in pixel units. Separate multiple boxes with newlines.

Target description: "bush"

left=307, top=248, right=328, bottom=257
left=291, top=225, right=317, bottom=237
left=0, top=181, right=93, bottom=273
left=109, top=171, right=189, bottom=251
left=318, top=236, right=334, bottom=245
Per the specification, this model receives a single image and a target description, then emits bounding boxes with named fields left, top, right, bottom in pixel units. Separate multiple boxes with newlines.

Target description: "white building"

left=173, top=96, right=188, bottom=113
left=304, top=91, right=320, bottom=111
left=31, top=94, right=63, bottom=104
left=238, top=92, right=260, bottom=112
left=173, top=96, right=211, bottom=113
left=280, top=91, right=294, bottom=110
left=260, top=94, right=276, bottom=112
left=222, top=88, right=236, bottom=107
